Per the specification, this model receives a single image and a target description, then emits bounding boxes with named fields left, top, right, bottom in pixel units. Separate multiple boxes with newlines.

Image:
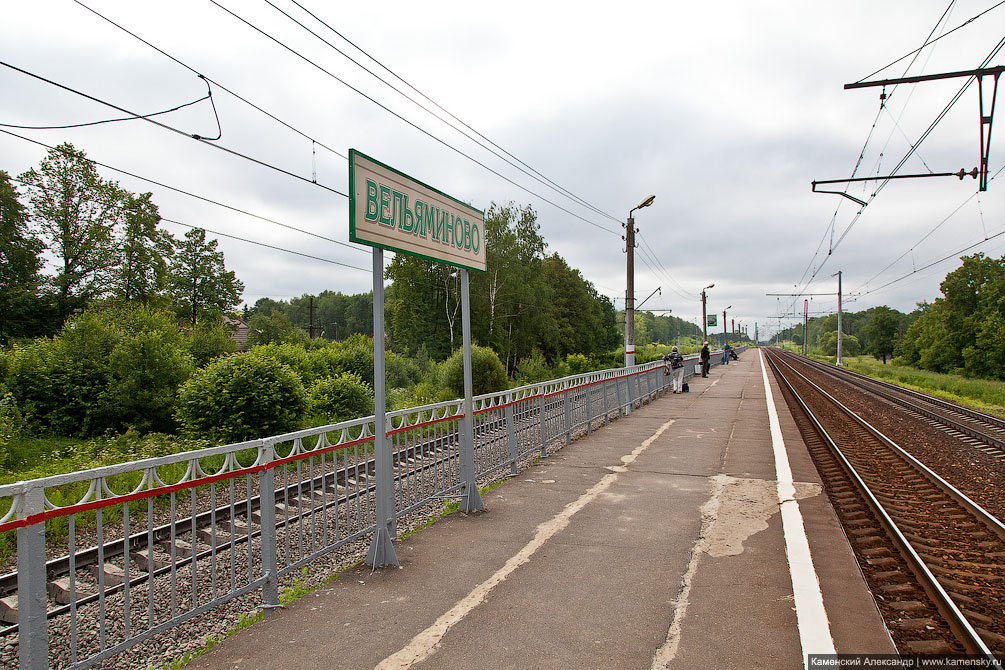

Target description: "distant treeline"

left=777, top=252, right=1005, bottom=380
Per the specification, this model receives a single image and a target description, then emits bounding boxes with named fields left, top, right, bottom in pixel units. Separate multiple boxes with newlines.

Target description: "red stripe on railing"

left=0, top=435, right=375, bottom=533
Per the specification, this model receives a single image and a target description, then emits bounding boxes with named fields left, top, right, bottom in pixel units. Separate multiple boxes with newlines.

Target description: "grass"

left=837, top=356, right=1005, bottom=418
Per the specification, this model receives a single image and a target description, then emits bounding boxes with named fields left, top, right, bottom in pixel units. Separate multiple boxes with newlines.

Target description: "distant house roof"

left=222, top=315, right=251, bottom=350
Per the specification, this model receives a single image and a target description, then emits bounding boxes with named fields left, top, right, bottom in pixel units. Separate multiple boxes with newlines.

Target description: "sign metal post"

left=348, top=150, right=486, bottom=565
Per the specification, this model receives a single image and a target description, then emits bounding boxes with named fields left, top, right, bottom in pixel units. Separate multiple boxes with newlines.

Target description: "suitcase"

left=682, top=381, right=689, bottom=393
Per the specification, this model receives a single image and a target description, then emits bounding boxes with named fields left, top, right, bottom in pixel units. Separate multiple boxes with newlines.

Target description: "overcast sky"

left=3, top=0, right=1003, bottom=341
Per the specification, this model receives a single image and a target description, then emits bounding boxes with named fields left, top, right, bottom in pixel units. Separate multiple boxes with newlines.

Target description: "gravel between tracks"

left=794, top=362, right=1005, bottom=523
left=0, top=422, right=586, bottom=670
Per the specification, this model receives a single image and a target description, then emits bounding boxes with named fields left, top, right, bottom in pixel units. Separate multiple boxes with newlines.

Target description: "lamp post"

left=700, top=284, right=714, bottom=348
left=723, top=305, right=731, bottom=346
left=625, top=194, right=656, bottom=367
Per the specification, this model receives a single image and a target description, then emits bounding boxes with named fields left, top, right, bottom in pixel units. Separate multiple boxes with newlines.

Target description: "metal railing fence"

left=0, top=349, right=736, bottom=669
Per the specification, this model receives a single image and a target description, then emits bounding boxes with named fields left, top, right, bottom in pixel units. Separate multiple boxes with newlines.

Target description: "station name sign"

left=349, top=149, right=486, bottom=272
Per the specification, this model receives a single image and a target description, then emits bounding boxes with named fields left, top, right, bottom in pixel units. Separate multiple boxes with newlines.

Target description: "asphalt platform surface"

left=190, top=350, right=895, bottom=669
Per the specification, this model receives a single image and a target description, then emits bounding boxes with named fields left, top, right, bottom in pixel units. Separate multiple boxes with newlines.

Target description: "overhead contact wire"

left=0, top=59, right=348, bottom=198
left=209, top=0, right=620, bottom=237
left=279, top=0, right=622, bottom=225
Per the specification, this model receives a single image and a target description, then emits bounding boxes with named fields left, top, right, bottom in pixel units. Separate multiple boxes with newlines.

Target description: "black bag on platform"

left=681, top=381, right=689, bottom=393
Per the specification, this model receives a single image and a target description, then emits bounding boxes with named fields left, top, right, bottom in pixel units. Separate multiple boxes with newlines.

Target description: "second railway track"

left=765, top=348, right=1005, bottom=658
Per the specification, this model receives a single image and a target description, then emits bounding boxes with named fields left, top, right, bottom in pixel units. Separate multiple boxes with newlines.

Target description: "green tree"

left=247, top=310, right=295, bottom=346
left=469, top=203, right=551, bottom=373
left=963, top=312, right=1005, bottom=379
left=0, top=170, right=49, bottom=342
left=19, top=143, right=123, bottom=320
left=169, top=227, right=244, bottom=323
left=864, top=306, right=900, bottom=364
left=114, top=192, right=174, bottom=303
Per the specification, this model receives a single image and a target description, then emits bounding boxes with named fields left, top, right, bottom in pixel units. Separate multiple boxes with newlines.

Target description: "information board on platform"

left=349, top=149, right=486, bottom=272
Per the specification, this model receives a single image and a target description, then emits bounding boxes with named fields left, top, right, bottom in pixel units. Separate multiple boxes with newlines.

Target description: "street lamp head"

left=704, top=283, right=715, bottom=290
left=636, top=194, right=656, bottom=210
left=726, top=305, right=732, bottom=310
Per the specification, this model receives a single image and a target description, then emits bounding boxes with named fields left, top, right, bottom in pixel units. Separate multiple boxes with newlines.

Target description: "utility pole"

left=722, top=306, right=730, bottom=346
left=836, top=271, right=843, bottom=367
left=308, top=296, right=316, bottom=339
left=701, top=284, right=714, bottom=346
left=624, top=195, right=656, bottom=367
left=803, top=299, right=808, bottom=356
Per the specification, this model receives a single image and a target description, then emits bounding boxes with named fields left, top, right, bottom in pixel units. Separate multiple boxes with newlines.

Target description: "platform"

left=189, top=350, right=896, bottom=669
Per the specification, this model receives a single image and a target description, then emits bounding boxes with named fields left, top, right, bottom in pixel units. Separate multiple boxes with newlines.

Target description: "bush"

left=306, top=373, right=373, bottom=424
left=386, top=351, right=421, bottom=388
left=176, top=353, right=306, bottom=443
left=441, top=345, right=507, bottom=397
left=252, top=342, right=316, bottom=384
left=3, top=304, right=193, bottom=436
left=107, top=328, right=194, bottom=433
left=189, top=318, right=237, bottom=367
left=565, top=353, right=592, bottom=376
left=514, top=349, right=551, bottom=384
left=0, top=393, right=25, bottom=466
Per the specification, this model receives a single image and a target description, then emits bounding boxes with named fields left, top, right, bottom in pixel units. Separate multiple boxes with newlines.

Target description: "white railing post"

left=258, top=442, right=279, bottom=612
left=505, top=399, right=517, bottom=477
left=17, top=485, right=48, bottom=670
left=563, top=385, right=571, bottom=445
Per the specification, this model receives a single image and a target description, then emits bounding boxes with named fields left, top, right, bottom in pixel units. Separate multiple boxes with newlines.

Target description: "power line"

left=0, top=90, right=211, bottom=130
left=1, top=128, right=366, bottom=255
left=635, top=230, right=698, bottom=301
left=209, top=1, right=620, bottom=237
left=0, top=59, right=349, bottom=198
left=269, top=0, right=623, bottom=226
left=796, top=3, right=961, bottom=290
left=161, top=218, right=369, bottom=272
left=70, top=0, right=347, bottom=162
left=795, top=34, right=1005, bottom=304
left=852, top=0, right=1005, bottom=84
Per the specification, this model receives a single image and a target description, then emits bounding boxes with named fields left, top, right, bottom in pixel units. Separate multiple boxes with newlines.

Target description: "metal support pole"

left=563, top=387, right=571, bottom=445
left=625, top=215, right=636, bottom=367
left=585, top=382, right=592, bottom=434
left=803, top=300, right=808, bottom=356
left=17, top=486, right=48, bottom=670
left=366, top=248, right=398, bottom=567
left=539, top=392, right=547, bottom=457
left=505, top=401, right=517, bottom=477
left=603, top=376, right=610, bottom=426
left=615, top=375, right=624, bottom=418
left=701, top=290, right=708, bottom=346
left=459, top=269, right=484, bottom=512
left=259, top=443, right=279, bottom=611
left=837, top=270, right=844, bottom=367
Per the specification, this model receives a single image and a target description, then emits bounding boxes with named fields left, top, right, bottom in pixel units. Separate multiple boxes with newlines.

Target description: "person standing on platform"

left=667, top=346, right=685, bottom=393
left=700, top=341, right=710, bottom=377
left=722, top=342, right=731, bottom=365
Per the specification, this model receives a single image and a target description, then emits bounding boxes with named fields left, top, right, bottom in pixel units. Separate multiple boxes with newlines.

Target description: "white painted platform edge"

left=760, top=349, right=836, bottom=666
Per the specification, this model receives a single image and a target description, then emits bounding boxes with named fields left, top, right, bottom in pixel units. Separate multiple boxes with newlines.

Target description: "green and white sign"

left=706, top=314, right=717, bottom=327
left=349, top=149, right=486, bottom=272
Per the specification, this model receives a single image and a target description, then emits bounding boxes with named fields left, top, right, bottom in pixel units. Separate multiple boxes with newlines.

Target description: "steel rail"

left=790, top=351, right=1005, bottom=432
left=774, top=350, right=1005, bottom=455
left=0, top=385, right=616, bottom=633
left=766, top=349, right=1003, bottom=661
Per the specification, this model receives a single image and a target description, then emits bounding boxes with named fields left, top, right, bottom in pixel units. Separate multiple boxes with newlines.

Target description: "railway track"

left=781, top=351, right=1005, bottom=461
left=0, top=390, right=590, bottom=635
left=765, top=349, right=1005, bottom=659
